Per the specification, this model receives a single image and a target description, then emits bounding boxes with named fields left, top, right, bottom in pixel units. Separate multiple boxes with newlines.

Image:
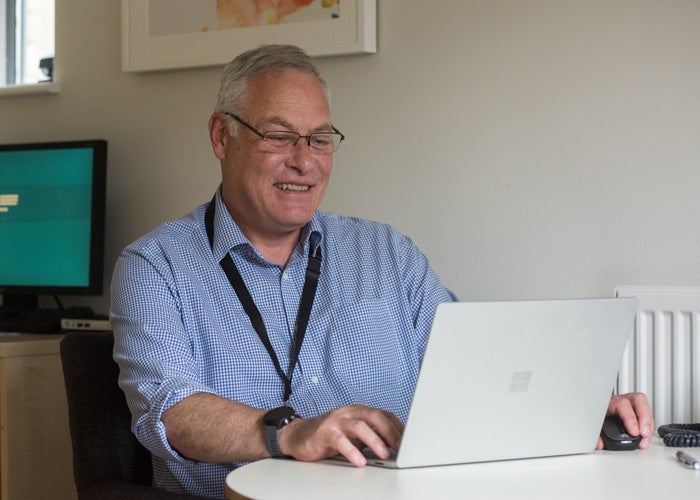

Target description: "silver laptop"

left=329, top=297, right=638, bottom=469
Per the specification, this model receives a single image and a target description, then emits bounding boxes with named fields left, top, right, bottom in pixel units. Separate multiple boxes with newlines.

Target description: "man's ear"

left=209, top=112, right=229, bottom=159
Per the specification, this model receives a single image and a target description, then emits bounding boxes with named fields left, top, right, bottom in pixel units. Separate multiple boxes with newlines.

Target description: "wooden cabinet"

left=0, top=335, right=77, bottom=500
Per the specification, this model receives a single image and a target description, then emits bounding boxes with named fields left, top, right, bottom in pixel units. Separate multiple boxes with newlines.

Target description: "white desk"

left=225, top=437, right=699, bottom=499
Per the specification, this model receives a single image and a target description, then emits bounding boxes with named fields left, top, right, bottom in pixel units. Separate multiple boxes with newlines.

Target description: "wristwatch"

left=263, top=405, right=298, bottom=458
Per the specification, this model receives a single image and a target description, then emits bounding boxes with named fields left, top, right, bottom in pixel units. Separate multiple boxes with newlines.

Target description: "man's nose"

left=286, top=137, right=314, bottom=171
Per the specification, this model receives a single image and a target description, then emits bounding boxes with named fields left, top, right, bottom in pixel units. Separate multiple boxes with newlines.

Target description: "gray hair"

left=214, top=44, right=331, bottom=134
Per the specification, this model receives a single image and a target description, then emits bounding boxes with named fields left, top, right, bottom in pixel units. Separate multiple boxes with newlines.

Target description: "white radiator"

left=614, top=286, right=700, bottom=426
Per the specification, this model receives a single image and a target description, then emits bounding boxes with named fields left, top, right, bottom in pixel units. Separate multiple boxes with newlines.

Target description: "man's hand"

left=278, top=404, right=404, bottom=466
left=596, top=392, right=654, bottom=450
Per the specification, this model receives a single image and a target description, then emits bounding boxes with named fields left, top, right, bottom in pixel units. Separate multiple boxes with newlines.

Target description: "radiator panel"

left=615, top=286, right=700, bottom=426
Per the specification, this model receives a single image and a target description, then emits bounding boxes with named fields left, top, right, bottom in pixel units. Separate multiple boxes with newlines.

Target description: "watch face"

left=264, top=406, right=297, bottom=427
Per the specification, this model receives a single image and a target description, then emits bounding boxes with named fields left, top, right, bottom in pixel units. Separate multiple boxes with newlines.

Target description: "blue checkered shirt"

left=110, top=189, right=456, bottom=498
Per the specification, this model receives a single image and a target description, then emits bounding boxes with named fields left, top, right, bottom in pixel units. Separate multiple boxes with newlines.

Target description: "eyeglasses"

left=223, top=112, right=345, bottom=155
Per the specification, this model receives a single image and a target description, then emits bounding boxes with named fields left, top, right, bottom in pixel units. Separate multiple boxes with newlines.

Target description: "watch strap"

left=263, top=406, right=298, bottom=458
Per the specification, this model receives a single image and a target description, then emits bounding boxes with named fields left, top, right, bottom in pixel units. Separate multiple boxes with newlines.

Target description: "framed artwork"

left=122, top=0, right=377, bottom=72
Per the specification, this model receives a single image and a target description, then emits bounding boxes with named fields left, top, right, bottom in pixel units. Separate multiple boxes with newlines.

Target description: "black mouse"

left=600, top=415, right=642, bottom=451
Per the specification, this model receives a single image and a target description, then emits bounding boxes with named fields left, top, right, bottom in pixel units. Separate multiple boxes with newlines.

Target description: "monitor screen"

left=0, top=140, right=107, bottom=307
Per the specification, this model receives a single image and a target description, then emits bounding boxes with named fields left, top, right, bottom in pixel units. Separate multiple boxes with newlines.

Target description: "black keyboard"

left=0, top=306, right=95, bottom=333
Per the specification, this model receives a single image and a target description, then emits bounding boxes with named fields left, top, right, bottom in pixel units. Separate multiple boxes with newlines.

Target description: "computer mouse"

left=600, top=415, right=642, bottom=451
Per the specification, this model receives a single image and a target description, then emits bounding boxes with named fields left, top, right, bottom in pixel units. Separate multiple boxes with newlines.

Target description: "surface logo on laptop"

left=509, top=371, right=533, bottom=393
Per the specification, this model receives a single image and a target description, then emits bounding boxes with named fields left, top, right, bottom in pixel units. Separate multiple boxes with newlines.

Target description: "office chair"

left=60, top=331, right=209, bottom=500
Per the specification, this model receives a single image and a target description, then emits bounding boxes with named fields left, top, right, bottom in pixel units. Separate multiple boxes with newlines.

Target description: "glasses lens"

left=262, top=132, right=297, bottom=151
left=309, top=134, right=341, bottom=154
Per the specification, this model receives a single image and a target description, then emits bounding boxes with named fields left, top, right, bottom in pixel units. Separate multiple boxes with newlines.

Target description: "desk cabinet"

left=0, top=335, right=77, bottom=500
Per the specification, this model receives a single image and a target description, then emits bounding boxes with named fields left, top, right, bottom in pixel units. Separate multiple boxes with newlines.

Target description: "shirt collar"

left=209, top=186, right=323, bottom=265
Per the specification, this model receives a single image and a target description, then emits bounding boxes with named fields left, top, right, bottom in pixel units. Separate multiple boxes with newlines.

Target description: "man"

left=111, top=45, right=653, bottom=498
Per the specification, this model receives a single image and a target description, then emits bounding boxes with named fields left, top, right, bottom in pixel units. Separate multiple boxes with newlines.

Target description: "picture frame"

left=121, top=0, right=376, bottom=72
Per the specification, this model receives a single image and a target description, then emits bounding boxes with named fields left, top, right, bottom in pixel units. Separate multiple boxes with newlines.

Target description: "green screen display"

left=0, top=148, right=94, bottom=287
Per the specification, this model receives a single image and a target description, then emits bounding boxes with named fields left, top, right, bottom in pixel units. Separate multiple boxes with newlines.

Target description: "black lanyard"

left=204, top=197, right=322, bottom=403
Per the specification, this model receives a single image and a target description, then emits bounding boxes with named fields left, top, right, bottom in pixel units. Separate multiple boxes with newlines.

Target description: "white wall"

left=1, top=0, right=699, bottom=313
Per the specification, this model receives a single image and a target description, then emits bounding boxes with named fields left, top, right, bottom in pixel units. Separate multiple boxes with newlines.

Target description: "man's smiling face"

left=219, top=69, right=334, bottom=243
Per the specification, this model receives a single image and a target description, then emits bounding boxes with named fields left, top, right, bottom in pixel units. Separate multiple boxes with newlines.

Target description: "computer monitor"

left=0, top=139, right=107, bottom=308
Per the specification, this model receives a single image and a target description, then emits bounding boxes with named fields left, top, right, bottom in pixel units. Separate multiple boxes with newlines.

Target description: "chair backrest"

left=60, top=331, right=153, bottom=492
left=61, top=331, right=213, bottom=500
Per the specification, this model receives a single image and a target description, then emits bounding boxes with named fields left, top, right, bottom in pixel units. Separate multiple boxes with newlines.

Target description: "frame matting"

left=122, top=0, right=376, bottom=72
